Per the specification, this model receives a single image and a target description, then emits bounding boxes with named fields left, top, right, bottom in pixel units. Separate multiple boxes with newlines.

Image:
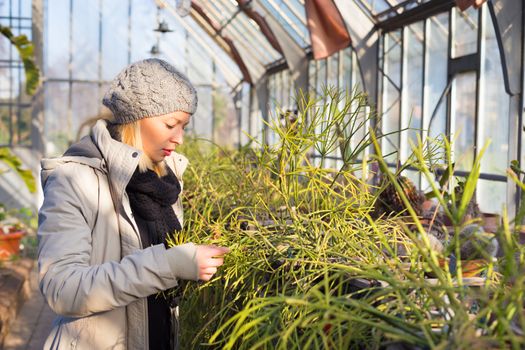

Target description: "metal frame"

left=380, top=30, right=403, bottom=155
left=206, top=1, right=278, bottom=65
left=378, top=0, right=455, bottom=32
left=236, top=0, right=283, bottom=55
left=190, top=2, right=253, bottom=84
left=159, top=1, right=241, bottom=87
left=262, top=0, right=308, bottom=47
left=374, top=0, right=418, bottom=21
left=376, top=2, right=516, bottom=213
left=0, top=0, right=32, bottom=147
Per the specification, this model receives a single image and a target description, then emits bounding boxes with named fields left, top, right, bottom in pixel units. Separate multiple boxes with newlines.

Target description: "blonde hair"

left=101, top=109, right=167, bottom=176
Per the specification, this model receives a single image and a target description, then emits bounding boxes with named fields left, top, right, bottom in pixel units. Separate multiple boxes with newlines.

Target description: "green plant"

left=169, top=88, right=523, bottom=349
left=0, top=147, right=36, bottom=193
left=0, top=146, right=37, bottom=260
left=0, top=25, right=40, bottom=95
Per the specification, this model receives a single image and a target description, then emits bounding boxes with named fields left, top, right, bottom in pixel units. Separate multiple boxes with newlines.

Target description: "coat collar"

left=90, top=119, right=189, bottom=203
left=91, top=119, right=140, bottom=209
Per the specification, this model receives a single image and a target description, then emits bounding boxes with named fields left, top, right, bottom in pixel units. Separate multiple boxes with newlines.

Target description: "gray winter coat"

left=38, top=119, right=197, bottom=349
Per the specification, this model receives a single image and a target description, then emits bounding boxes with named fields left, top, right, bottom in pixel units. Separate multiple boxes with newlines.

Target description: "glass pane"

left=452, top=7, right=478, bottom=58
left=288, top=71, right=295, bottom=107
left=193, top=86, right=213, bottom=140
left=11, top=66, right=21, bottom=101
left=404, top=22, right=424, bottom=153
left=160, top=18, right=186, bottom=69
left=478, top=8, right=510, bottom=175
left=0, top=0, right=9, bottom=17
left=101, top=0, right=129, bottom=80
left=13, top=107, right=31, bottom=146
left=46, top=0, right=70, bottom=78
left=353, top=50, right=364, bottom=91
left=239, top=83, right=250, bottom=146
left=313, top=60, right=326, bottom=167
left=72, top=0, right=100, bottom=80
left=451, top=72, right=476, bottom=171
left=281, top=71, right=291, bottom=109
left=274, top=72, right=282, bottom=106
left=130, top=0, right=156, bottom=62
left=11, top=0, right=19, bottom=16
left=404, top=169, right=421, bottom=190
left=340, top=48, right=352, bottom=91
left=0, top=106, right=11, bottom=145
left=0, top=32, right=10, bottom=59
left=284, top=0, right=305, bottom=19
left=213, top=88, right=237, bottom=146
left=350, top=104, right=369, bottom=161
left=259, top=0, right=309, bottom=47
left=44, top=82, right=70, bottom=156
left=424, top=13, right=448, bottom=139
left=356, top=0, right=391, bottom=18
left=205, top=1, right=234, bottom=27
left=477, top=179, right=506, bottom=215
left=308, top=59, right=316, bottom=94
left=187, top=40, right=212, bottom=86
left=225, top=14, right=280, bottom=64
left=326, top=55, right=339, bottom=167
left=0, top=67, right=10, bottom=99
left=267, top=74, right=277, bottom=146
left=249, top=84, right=264, bottom=144
left=327, top=53, right=338, bottom=89
left=72, top=83, right=99, bottom=141
left=21, top=0, right=31, bottom=18
left=382, top=30, right=402, bottom=161
left=316, top=59, right=326, bottom=97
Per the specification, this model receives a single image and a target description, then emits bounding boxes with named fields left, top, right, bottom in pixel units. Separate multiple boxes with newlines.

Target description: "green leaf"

left=0, top=147, right=36, bottom=193
left=0, top=25, right=40, bottom=95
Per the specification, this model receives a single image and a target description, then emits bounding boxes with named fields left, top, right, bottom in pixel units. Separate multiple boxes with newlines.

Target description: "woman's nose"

left=171, top=129, right=184, bottom=145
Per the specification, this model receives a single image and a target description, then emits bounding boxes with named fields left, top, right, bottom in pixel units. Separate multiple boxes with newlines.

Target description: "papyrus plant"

left=170, top=88, right=524, bottom=349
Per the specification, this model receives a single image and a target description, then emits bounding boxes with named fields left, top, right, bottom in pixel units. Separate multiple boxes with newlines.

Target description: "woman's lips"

left=162, top=149, right=172, bottom=156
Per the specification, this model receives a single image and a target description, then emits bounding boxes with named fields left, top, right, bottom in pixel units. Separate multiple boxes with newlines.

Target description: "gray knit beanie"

left=102, top=58, right=197, bottom=124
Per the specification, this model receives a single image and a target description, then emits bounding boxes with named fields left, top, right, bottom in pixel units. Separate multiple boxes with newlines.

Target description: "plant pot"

left=460, top=259, right=488, bottom=278
left=0, top=230, right=25, bottom=260
left=437, top=257, right=488, bottom=277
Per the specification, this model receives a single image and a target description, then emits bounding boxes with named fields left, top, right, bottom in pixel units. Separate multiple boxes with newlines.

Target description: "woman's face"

left=139, top=111, right=191, bottom=163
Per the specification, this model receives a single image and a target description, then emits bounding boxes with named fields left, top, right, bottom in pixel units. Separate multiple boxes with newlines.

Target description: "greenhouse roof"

left=115, top=0, right=510, bottom=92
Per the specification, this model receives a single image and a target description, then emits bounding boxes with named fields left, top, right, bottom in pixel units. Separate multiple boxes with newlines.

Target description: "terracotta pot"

left=460, top=259, right=488, bottom=278
left=0, top=230, right=25, bottom=260
left=437, top=257, right=487, bottom=277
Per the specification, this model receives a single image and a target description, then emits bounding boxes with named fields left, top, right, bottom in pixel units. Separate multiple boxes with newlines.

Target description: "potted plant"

left=0, top=24, right=39, bottom=260
left=0, top=147, right=36, bottom=260
left=0, top=204, right=26, bottom=260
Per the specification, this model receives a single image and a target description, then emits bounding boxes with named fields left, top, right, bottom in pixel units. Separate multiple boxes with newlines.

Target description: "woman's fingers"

left=202, top=245, right=230, bottom=258
left=201, top=266, right=217, bottom=275
left=205, top=257, right=224, bottom=267
left=194, top=245, right=230, bottom=281
left=199, top=273, right=214, bottom=282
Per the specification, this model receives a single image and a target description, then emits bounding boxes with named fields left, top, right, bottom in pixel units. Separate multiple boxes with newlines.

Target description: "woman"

left=38, top=58, right=229, bottom=349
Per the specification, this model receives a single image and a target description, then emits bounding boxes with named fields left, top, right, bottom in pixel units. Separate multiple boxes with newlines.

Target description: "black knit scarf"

left=126, top=166, right=182, bottom=247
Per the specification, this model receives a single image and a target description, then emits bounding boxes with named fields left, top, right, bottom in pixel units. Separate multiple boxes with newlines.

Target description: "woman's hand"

left=195, top=245, right=230, bottom=281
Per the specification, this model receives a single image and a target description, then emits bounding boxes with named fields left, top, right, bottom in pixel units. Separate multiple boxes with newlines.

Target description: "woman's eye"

left=165, top=124, right=175, bottom=129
